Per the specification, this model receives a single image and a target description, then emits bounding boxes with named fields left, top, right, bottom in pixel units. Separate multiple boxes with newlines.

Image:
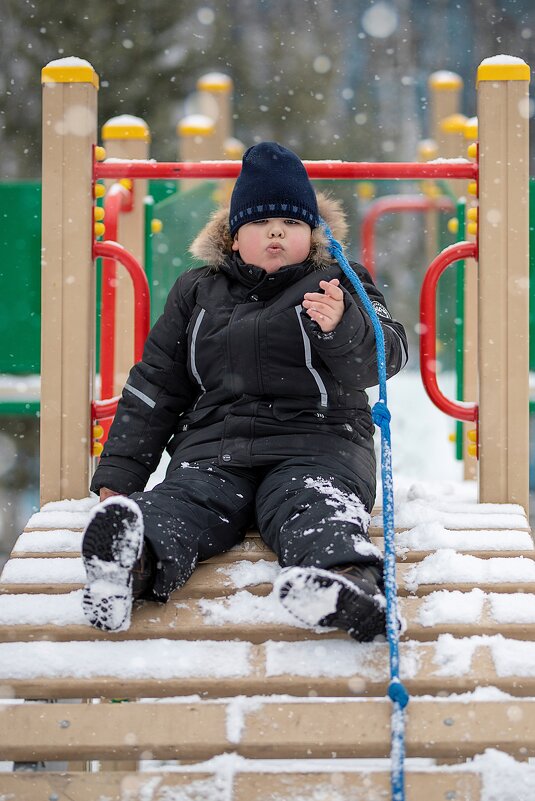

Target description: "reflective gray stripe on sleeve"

left=124, top=383, right=156, bottom=409
left=384, top=324, right=409, bottom=369
left=190, top=308, right=206, bottom=391
left=294, top=305, right=328, bottom=407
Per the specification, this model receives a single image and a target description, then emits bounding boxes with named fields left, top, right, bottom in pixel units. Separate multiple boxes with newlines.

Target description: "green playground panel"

left=0, top=181, right=41, bottom=375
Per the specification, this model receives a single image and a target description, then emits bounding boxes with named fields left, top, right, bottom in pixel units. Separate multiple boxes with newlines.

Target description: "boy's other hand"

left=100, top=487, right=123, bottom=502
left=302, top=279, right=344, bottom=333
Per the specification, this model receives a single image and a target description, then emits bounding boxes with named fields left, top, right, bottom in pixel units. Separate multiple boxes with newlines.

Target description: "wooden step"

left=0, top=638, right=533, bottom=699
left=3, top=557, right=535, bottom=595
left=1, top=699, right=534, bottom=761
left=0, top=768, right=482, bottom=801
left=1, top=590, right=534, bottom=643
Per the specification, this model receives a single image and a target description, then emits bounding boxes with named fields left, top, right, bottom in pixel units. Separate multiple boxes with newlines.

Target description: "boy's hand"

left=100, top=487, right=123, bottom=502
left=302, top=279, right=344, bottom=333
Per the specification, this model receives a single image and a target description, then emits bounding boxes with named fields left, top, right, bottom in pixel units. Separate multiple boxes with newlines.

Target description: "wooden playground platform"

left=0, top=497, right=533, bottom=799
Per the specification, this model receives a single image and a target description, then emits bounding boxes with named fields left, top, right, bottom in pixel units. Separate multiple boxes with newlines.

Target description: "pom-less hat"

left=229, top=142, right=319, bottom=236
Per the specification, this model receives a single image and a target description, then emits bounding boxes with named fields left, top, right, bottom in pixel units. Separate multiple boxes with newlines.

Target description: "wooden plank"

left=0, top=769, right=482, bottom=801
left=1, top=642, right=534, bottom=700
left=3, top=560, right=535, bottom=596
left=1, top=593, right=535, bottom=643
left=1, top=699, right=535, bottom=761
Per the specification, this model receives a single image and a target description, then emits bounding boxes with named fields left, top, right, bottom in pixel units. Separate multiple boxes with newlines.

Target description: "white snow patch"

left=378, top=500, right=528, bottom=530
left=480, top=54, right=528, bottom=66
left=405, top=550, right=535, bottom=590
left=418, top=589, right=485, bottom=626
left=25, top=510, right=91, bottom=530
left=217, top=560, right=280, bottom=588
left=0, top=590, right=88, bottom=626
left=488, top=593, right=535, bottom=624
left=197, top=590, right=308, bottom=628
left=0, top=640, right=252, bottom=680
left=434, top=633, right=535, bottom=678
left=40, top=497, right=98, bottom=513
left=0, top=557, right=85, bottom=584
left=226, top=696, right=264, bottom=743
left=13, top=530, right=82, bottom=553
left=396, top=523, right=532, bottom=553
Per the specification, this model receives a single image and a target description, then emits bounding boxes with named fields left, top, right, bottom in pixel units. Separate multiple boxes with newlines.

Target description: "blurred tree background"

left=1, top=0, right=534, bottom=178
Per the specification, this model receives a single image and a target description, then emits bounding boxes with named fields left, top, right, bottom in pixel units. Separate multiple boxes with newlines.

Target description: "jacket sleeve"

left=302, top=261, right=408, bottom=389
left=90, top=273, right=198, bottom=495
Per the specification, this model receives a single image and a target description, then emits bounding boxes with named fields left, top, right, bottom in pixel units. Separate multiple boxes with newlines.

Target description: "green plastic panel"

left=0, top=182, right=41, bottom=374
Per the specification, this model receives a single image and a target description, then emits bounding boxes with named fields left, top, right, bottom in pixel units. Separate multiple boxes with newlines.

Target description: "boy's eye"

left=253, top=219, right=268, bottom=224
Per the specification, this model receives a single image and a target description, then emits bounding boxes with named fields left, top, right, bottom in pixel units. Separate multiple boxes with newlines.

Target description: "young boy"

left=83, top=142, right=408, bottom=639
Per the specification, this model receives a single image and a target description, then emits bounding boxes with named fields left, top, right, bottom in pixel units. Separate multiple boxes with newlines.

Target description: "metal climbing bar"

left=94, top=159, right=478, bottom=182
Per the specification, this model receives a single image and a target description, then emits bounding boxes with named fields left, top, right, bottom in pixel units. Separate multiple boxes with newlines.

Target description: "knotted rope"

left=322, top=220, right=409, bottom=801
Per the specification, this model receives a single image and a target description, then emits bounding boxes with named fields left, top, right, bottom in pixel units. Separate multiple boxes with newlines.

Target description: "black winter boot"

left=82, top=496, right=146, bottom=632
left=275, top=562, right=386, bottom=642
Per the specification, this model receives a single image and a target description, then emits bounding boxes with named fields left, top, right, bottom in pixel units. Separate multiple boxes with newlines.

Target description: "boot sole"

left=82, top=498, right=143, bottom=632
left=276, top=566, right=386, bottom=643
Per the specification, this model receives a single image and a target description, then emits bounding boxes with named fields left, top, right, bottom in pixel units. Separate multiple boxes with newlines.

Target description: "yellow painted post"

left=40, top=58, right=98, bottom=504
left=462, top=117, right=479, bottom=481
left=439, top=113, right=468, bottom=165
left=477, top=57, right=531, bottom=510
left=196, top=72, right=233, bottom=158
left=177, top=114, right=215, bottom=192
left=101, top=116, right=150, bottom=394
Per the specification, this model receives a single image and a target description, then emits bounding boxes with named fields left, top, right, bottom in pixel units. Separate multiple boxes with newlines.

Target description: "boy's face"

left=232, top=218, right=312, bottom=273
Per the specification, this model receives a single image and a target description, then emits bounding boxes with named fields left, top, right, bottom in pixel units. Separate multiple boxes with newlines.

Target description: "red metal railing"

left=420, top=241, right=478, bottom=422
left=99, top=183, right=133, bottom=400
left=94, top=160, right=478, bottom=182
left=360, top=195, right=455, bottom=279
left=92, top=240, right=150, bottom=438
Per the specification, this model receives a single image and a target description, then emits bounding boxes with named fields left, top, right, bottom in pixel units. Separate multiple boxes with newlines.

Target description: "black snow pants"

left=130, top=455, right=382, bottom=602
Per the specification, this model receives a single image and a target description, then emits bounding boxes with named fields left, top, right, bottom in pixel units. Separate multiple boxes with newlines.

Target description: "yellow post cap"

left=448, top=432, right=456, bottom=443
left=93, top=441, right=104, bottom=457
left=418, top=138, right=438, bottom=161
left=94, top=183, right=106, bottom=198
left=151, top=218, right=163, bottom=234
left=102, top=115, right=151, bottom=142
left=477, top=55, right=530, bottom=84
left=94, top=222, right=105, bottom=237
left=119, top=178, right=133, bottom=191
left=463, top=117, right=478, bottom=140
left=440, top=113, right=468, bottom=134
left=41, top=57, right=99, bottom=89
left=94, top=145, right=107, bottom=161
left=428, top=70, right=463, bottom=91
left=93, top=424, right=104, bottom=440
left=467, top=428, right=478, bottom=442
left=94, top=207, right=105, bottom=221
left=468, top=181, right=478, bottom=196
left=177, top=114, right=215, bottom=137
left=196, top=72, right=233, bottom=93
left=356, top=181, right=376, bottom=200
left=467, top=442, right=478, bottom=458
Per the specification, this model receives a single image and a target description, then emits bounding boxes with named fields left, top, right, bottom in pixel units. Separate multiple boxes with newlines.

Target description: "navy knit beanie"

left=229, top=142, right=319, bottom=236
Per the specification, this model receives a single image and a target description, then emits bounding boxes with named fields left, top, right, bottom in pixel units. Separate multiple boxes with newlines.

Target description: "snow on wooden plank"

left=0, top=770, right=483, bottom=801
left=1, top=698, right=535, bottom=761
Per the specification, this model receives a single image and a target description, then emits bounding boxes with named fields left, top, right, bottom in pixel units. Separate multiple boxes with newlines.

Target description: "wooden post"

left=439, top=113, right=468, bottom=163
left=40, top=58, right=98, bottom=504
left=428, top=71, right=463, bottom=155
left=196, top=72, right=233, bottom=158
left=101, top=116, right=150, bottom=394
left=177, top=114, right=215, bottom=192
left=461, top=117, right=479, bottom=481
left=477, top=57, right=531, bottom=510
left=418, top=138, right=439, bottom=269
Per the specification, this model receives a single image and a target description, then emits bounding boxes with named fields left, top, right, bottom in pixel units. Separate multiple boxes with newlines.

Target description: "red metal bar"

left=361, top=195, right=456, bottom=279
left=95, top=160, right=478, bottom=182
left=95, top=240, right=150, bottom=362
left=420, top=241, right=478, bottom=422
left=99, top=184, right=132, bottom=399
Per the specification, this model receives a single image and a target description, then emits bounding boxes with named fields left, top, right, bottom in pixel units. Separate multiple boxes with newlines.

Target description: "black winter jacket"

left=91, top=195, right=408, bottom=510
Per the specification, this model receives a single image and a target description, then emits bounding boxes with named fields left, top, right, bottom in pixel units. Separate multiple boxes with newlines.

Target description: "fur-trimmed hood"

left=189, top=192, right=348, bottom=269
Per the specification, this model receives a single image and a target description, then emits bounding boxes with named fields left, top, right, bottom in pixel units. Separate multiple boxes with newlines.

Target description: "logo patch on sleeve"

left=372, top=300, right=391, bottom=319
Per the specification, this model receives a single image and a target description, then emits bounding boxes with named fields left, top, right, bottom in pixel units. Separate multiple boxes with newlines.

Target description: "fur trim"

left=189, top=191, right=348, bottom=269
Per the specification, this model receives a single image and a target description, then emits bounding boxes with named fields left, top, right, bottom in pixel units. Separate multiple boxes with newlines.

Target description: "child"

left=83, top=142, right=408, bottom=639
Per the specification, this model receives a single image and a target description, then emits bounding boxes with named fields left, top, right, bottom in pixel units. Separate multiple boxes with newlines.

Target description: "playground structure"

left=0, top=56, right=533, bottom=799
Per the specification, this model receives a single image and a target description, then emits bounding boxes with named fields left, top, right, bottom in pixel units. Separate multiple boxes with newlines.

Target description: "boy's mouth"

left=267, top=244, right=283, bottom=252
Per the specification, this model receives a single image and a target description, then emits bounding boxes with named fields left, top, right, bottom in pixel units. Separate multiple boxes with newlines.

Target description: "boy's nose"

left=269, top=223, right=284, bottom=237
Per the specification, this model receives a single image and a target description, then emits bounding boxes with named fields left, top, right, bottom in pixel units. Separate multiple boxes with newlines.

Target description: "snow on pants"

left=130, top=456, right=382, bottom=602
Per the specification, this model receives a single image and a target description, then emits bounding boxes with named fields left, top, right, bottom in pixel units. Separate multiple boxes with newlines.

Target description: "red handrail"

left=100, top=183, right=133, bottom=400
left=95, top=160, right=478, bottom=182
left=361, top=195, right=456, bottom=279
left=92, top=241, right=151, bottom=436
left=420, top=241, right=478, bottom=422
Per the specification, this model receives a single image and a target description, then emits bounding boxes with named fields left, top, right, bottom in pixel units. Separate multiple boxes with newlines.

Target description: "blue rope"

left=321, top=219, right=410, bottom=801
